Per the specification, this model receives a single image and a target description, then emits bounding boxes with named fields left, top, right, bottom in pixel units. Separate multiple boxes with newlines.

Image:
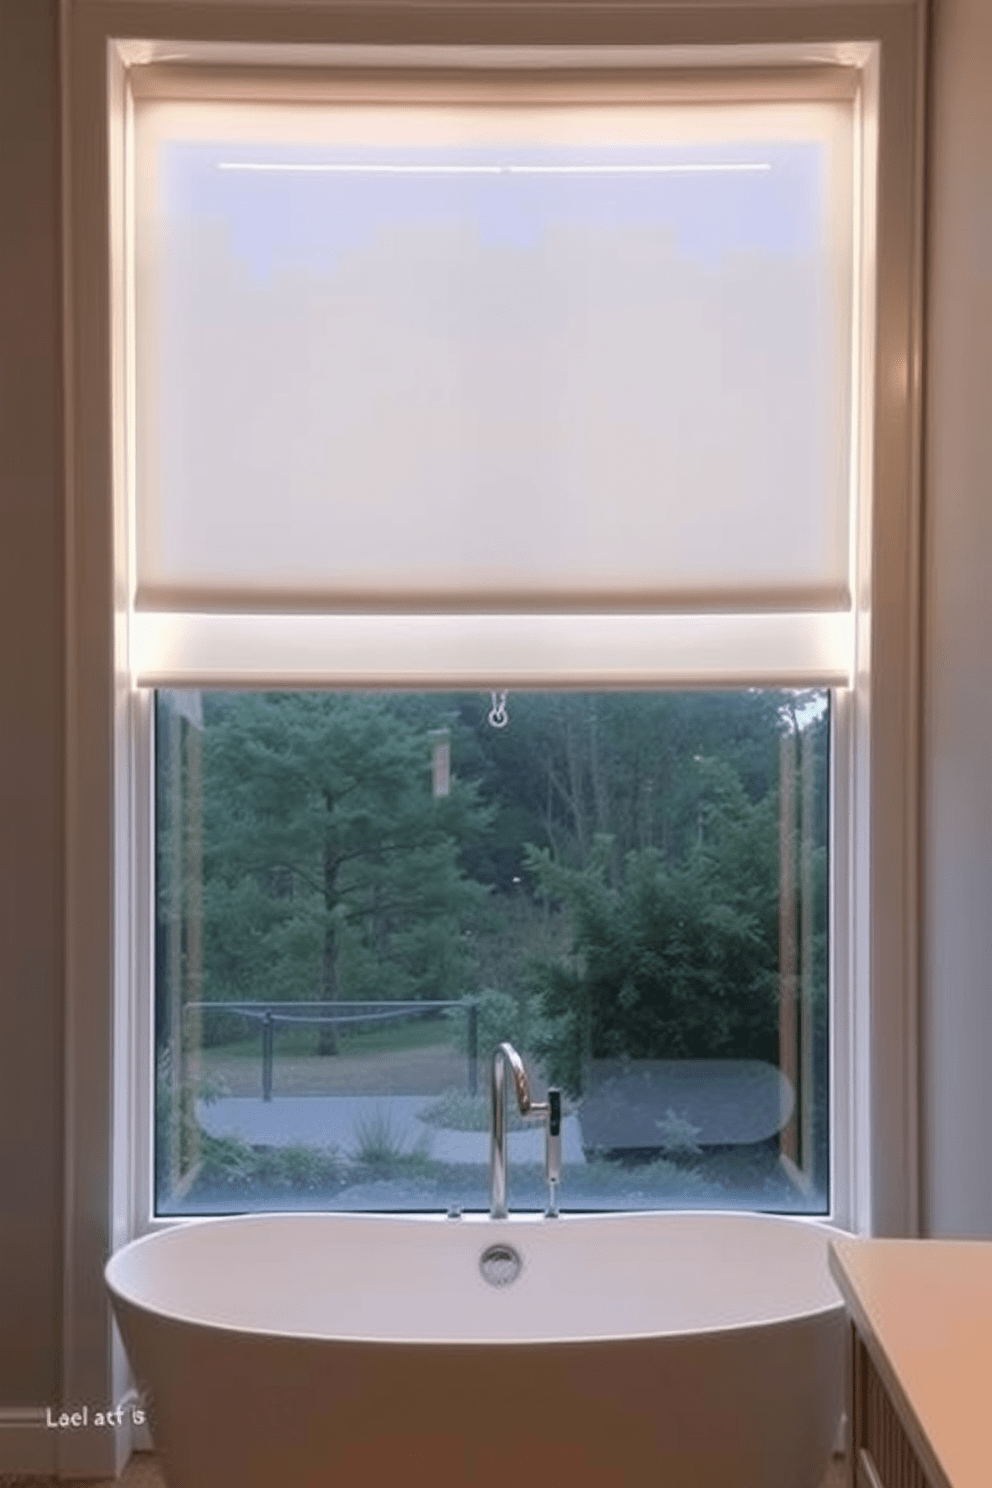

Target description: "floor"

left=0, top=1450, right=848, bottom=1486
left=0, top=1457, right=162, bottom=1488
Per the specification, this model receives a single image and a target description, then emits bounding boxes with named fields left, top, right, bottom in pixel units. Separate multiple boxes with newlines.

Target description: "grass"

left=201, top=1011, right=454, bottom=1062
left=338, top=1013, right=453, bottom=1058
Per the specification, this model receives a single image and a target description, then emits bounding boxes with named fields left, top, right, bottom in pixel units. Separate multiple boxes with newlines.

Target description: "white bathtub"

left=105, top=1211, right=845, bottom=1488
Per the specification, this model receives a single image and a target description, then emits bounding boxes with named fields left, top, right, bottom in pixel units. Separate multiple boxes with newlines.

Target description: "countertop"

left=829, top=1237, right=992, bottom=1488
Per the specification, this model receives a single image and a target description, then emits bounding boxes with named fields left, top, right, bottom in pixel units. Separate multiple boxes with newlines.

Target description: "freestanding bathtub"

left=105, top=1211, right=845, bottom=1488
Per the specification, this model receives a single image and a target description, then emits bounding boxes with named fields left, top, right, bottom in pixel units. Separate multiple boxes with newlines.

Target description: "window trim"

left=60, top=1, right=925, bottom=1475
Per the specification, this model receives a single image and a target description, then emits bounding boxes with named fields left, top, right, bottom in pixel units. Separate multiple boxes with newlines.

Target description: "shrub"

left=194, top=1132, right=343, bottom=1193
left=419, top=1087, right=529, bottom=1132
left=350, top=1105, right=433, bottom=1175
left=459, top=987, right=546, bottom=1073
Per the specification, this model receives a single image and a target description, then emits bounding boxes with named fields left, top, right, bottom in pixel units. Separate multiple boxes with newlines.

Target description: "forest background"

left=155, top=688, right=829, bottom=1203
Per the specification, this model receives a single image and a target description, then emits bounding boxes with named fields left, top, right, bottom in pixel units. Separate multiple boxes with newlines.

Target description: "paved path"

left=196, top=1094, right=587, bottom=1165
left=195, top=1060, right=792, bottom=1163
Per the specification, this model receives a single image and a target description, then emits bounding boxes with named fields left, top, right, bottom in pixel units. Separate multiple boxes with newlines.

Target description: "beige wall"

left=0, top=0, right=990, bottom=1431
left=921, top=0, right=992, bottom=1235
left=0, top=0, right=63, bottom=1406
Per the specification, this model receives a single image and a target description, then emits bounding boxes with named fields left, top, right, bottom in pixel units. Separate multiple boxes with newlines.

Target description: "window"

left=131, top=59, right=858, bottom=1217
left=61, top=2, right=924, bottom=1272
left=155, top=686, right=831, bottom=1215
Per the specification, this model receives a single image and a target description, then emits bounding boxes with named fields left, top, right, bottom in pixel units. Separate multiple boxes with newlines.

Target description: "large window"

left=55, top=12, right=918, bottom=1244
left=133, top=59, right=858, bottom=1216
left=155, top=687, right=830, bottom=1215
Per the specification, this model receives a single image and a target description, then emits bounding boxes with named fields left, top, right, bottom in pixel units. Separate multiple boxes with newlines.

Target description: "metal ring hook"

left=488, top=691, right=509, bottom=729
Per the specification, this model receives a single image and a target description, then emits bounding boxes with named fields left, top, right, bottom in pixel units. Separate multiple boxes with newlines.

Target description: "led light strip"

left=216, top=160, right=772, bottom=175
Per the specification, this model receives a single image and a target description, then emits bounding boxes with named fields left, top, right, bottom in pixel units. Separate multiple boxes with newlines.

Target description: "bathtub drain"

left=479, top=1243, right=522, bottom=1287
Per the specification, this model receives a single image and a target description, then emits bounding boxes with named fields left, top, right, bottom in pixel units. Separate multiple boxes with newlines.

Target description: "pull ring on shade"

left=489, top=693, right=509, bottom=729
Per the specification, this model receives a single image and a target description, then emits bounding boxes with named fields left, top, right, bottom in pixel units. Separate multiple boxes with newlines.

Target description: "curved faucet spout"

left=490, top=1041, right=551, bottom=1220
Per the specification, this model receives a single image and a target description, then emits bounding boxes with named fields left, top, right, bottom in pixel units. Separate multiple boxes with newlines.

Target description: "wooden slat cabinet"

left=828, top=1237, right=992, bottom=1488
left=849, top=1323, right=933, bottom=1488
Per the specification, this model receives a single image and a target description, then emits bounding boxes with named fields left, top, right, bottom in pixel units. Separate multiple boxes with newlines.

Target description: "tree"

left=525, top=750, right=808, bottom=1096
left=194, top=692, right=490, bottom=1050
left=452, top=689, right=787, bottom=882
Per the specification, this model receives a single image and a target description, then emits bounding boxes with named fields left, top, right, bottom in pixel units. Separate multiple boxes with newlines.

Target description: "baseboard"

left=0, top=1388, right=149, bottom=1478
left=4, top=1397, right=842, bottom=1476
left=131, top=1412, right=154, bottom=1453
left=0, top=1407, right=57, bottom=1475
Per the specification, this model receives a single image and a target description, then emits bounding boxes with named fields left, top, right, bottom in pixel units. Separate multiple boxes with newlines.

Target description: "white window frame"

left=60, top=1, right=924, bottom=1472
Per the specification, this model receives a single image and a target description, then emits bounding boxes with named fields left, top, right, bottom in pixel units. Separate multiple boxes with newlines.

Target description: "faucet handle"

left=545, top=1089, right=562, bottom=1216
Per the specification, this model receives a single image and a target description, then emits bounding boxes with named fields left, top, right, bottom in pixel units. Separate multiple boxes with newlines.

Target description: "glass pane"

left=154, top=688, right=829, bottom=1215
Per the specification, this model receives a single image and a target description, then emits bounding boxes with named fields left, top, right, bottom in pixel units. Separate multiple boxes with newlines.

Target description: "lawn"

left=193, top=1010, right=474, bottom=1097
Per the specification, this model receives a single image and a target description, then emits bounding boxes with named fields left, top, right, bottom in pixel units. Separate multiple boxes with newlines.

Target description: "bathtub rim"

left=105, top=1208, right=848, bottom=1349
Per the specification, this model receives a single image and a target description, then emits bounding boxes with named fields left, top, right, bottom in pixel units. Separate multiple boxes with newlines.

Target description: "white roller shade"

left=130, top=610, right=854, bottom=690
left=131, top=76, right=855, bottom=622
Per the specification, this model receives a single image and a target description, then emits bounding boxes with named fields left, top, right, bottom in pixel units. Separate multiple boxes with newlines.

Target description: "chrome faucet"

left=489, top=1041, right=562, bottom=1219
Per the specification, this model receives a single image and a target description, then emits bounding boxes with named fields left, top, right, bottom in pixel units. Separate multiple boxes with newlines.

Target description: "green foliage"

left=654, top=1108, right=704, bottom=1158
left=578, top=1153, right=716, bottom=1202
left=156, top=687, right=831, bottom=1201
left=194, top=1132, right=344, bottom=1194
left=349, top=1105, right=433, bottom=1174
left=419, top=1086, right=530, bottom=1132
left=526, top=754, right=792, bottom=1095
left=159, top=692, right=493, bottom=1038
left=457, top=690, right=788, bottom=883
left=464, top=987, right=536, bottom=1069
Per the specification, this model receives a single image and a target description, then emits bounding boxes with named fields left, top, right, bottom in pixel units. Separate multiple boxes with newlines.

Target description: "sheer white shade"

left=131, top=83, right=856, bottom=625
